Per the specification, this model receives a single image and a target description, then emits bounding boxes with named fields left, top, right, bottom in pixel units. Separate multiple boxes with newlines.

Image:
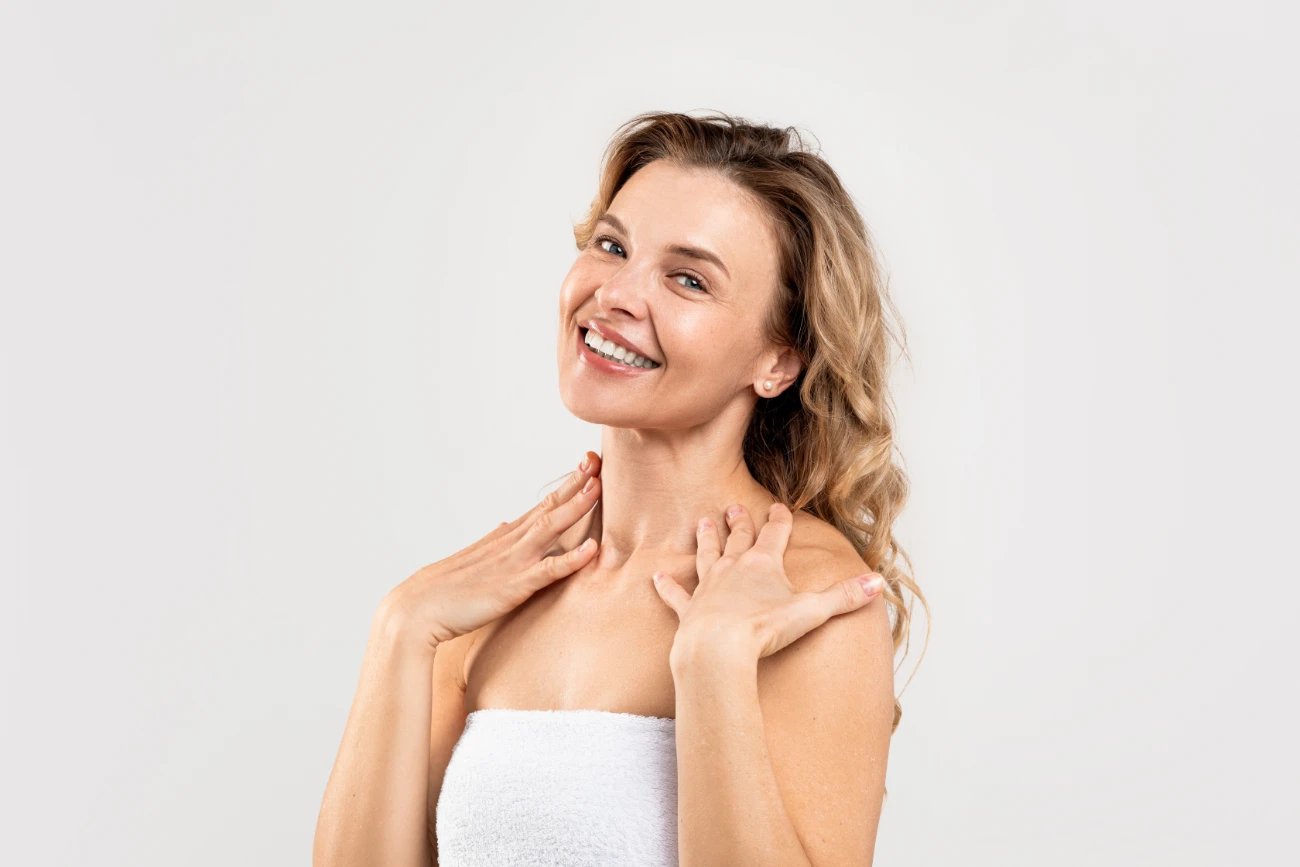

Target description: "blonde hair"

left=572, top=110, right=930, bottom=736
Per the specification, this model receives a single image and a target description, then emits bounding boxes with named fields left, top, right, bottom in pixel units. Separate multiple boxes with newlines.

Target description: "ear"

left=754, top=346, right=802, bottom=398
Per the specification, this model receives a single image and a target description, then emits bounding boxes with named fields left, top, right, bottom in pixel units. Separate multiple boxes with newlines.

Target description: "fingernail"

left=580, top=538, right=595, bottom=551
left=582, top=476, right=596, bottom=493
left=859, top=574, right=884, bottom=595
left=698, top=518, right=712, bottom=533
left=579, top=455, right=590, bottom=472
left=726, top=504, right=742, bottom=518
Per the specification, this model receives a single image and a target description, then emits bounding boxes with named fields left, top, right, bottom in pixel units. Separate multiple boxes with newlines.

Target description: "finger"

left=449, top=454, right=598, bottom=567
left=816, top=573, right=886, bottom=623
left=651, top=571, right=691, bottom=619
left=502, top=451, right=601, bottom=546
left=469, top=518, right=517, bottom=555
left=441, top=516, right=522, bottom=572
left=695, top=516, right=721, bottom=579
left=754, top=502, right=794, bottom=556
left=533, top=451, right=602, bottom=518
left=722, top=504, right=755, bottom=556
left=440, top=453, right=601, bottom=573
left=483, top=511, right=530, bottom=546
left=520, top=537, right=599, bottom=591
left=521, top=473, right=602, bottom=554
left=772, top=575, right=884, bottom=653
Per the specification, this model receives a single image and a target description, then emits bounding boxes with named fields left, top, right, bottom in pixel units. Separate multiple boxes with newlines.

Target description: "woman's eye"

left=594, top=235, right=706, bottom=294
left=674, top=273, right=706, bottom=293
left=597, top=236, right=625, bottom=257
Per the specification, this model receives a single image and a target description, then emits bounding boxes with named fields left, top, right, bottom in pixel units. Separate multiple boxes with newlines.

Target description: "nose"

left=593, top=263, right=651, bottom=320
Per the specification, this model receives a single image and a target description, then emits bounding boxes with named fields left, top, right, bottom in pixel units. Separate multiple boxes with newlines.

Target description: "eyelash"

left=593, top=234, right=710, bottom=294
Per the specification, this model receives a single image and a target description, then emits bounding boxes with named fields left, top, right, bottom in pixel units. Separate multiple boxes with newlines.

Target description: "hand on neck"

left=589, top=422, right=773, bottom=568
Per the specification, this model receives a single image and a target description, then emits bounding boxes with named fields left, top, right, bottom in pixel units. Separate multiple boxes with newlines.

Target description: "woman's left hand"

left=651, top=502, right=886, bottom=663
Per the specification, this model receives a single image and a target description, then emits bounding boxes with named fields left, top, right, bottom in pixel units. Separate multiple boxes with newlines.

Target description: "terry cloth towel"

left=436, top=707, right=679, bottom=866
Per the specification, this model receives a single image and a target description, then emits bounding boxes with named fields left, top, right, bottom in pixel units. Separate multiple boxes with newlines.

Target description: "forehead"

left=605, top=161, right=782, bottom=295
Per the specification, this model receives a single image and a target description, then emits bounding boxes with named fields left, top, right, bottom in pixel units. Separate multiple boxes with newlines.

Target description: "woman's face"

left=557, top=159, right=790, bottom=430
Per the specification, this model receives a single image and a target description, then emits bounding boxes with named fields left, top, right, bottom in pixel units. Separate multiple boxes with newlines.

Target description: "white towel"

left=436, top=708, right=679, bottom=866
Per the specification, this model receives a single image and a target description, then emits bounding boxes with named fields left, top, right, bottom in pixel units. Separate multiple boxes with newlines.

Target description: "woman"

left=314, top=110, right=929, bottom=867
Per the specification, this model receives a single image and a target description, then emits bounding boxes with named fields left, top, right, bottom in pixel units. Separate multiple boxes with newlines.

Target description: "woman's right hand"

left=377, top=451, right=603, bottom=652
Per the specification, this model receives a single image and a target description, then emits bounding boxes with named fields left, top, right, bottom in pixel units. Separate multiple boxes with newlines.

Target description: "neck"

left=588, top=400, right=770, bottom=568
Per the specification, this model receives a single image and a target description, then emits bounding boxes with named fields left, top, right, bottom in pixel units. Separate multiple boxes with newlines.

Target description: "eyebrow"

left=595, top=212, right=731, bottom=280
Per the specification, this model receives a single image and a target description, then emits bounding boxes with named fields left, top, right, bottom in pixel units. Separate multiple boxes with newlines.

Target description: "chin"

left=557, top=379, right=648, bottom=428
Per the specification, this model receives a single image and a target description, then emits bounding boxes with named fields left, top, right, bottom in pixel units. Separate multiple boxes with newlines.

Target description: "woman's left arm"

left=652, top=504, right=896, bottom=867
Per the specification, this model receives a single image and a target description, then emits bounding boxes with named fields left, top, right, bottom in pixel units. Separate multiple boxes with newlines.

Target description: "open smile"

left=577, top=327, right=661, bottom=375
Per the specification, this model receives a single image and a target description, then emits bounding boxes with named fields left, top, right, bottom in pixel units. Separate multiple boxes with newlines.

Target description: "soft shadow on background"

left=2, top=2, right=1296, bottom=865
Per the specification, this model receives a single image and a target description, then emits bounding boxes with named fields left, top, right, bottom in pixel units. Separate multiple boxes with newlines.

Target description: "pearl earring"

left=763, top=380, right=773, bottom=391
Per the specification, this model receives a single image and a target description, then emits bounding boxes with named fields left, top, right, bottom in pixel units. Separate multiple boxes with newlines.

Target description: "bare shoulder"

left=780, top=508, right=869, bottom=594
left=755, top=508, right=896, bottom=863
left=759, top=506, right=894, bottom=700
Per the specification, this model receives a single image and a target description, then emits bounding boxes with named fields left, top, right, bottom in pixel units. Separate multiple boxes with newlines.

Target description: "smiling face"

left=557, top=159, right=794, bottom=430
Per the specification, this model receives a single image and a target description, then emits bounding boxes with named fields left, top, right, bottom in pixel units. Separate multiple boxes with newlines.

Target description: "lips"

left=582, top=328, right=660, bottom=369
left=576, top=326, right=659, bottom=375
left=581, top=320, right=659, bottom=365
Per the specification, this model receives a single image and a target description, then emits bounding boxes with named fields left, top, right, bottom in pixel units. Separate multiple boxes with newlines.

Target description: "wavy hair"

left=571, top=110, right=930, bottom=736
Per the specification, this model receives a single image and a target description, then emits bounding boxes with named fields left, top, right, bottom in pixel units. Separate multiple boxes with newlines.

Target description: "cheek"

left=560, top=257, right=606, bottom=301
left=664, top=318, right=746, bottom=373
left=557, top=277, right=581, bottom=316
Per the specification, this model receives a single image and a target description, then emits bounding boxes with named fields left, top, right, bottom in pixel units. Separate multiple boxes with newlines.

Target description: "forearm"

left=671, top=639, right=812, bottom=867
left=313, top=606, right=437, bottom=867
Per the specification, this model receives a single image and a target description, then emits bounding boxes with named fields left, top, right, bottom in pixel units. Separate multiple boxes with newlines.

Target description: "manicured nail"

left=726, top=504, right=742, bottom=518
left=582, top=476, right=596, bottom=493
left=579, top=455, right=590, bottom=472
left=859, top=574, right=884, bottom=595
left=580, top=538, right=595, bottom=551
left=698, top=518, right=712, bottom=533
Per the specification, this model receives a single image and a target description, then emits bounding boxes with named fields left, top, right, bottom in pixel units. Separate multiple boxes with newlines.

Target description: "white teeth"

left=583, top=329, right=659, bottom=369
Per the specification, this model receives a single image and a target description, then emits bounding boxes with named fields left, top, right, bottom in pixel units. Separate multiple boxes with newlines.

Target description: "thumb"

left=784, top=573, right=886, bottom=643
left=651, top=572, right=691, bottom=618
left=828, top=572, right=886, bottom=615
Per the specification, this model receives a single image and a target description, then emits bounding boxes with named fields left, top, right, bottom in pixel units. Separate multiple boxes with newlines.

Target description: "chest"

left=463, top=561, right=687, bottom=719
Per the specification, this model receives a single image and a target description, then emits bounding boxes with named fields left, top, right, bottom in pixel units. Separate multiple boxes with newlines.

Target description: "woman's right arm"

left=312, top=604, right=442, bottom=867
left=312, top=451, right=604, bottom=867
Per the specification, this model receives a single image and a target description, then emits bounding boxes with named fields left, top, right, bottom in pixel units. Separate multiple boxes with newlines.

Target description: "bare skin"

left=312, top=454, right=606, bottom=867
left=462, top=159, right=806, bottom=714
left=314, top=159, right=894, bottom=867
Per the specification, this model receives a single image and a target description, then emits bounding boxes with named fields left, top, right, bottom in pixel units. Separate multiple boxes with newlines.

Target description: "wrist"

left=669, top=626, right=758, bottom=676
left=371, top=597, right=440, bottom=659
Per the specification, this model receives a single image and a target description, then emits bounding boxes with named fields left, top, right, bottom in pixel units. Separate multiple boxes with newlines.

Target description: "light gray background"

left=2, top=2, right=1296, bottom=864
